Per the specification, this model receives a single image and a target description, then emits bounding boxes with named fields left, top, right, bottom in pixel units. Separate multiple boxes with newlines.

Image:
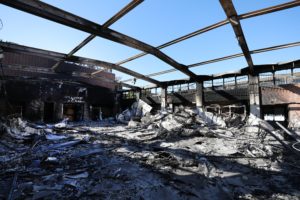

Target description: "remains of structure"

left=0, top=0, right=300, bottom=199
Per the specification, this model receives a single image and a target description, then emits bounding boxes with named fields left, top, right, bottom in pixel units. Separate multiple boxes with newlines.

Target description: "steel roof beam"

left=151, top=59, right=300, bottom=87
left=239, top=0, right=300, bottom=20
left=0, top=0, right=200, bottom=82
left=115, top=20, right=230, bottom=65
left=52, top=0, right=143, bottom=70
left=116, top=0, right=300, bottom=66
left=121, top=41, right=300, bottom=83
left=220, top=0, right=254, bottom=72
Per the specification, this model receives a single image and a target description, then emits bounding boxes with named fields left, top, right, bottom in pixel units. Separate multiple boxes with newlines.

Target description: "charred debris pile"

left=0, top=101, right=300, bottom=199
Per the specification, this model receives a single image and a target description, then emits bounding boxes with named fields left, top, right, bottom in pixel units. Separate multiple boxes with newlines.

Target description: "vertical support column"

left=195, top=82, right=204, bottom=113
left=83, top=102, right=90, bottom=121
left=113, top=91, right=121, bottom=116
left=161, top=87, right=167, bottom=111
left=291, top=64, right=294, bottom=83
left=235, top=75, right=237, bottom=88
left=54, top=102, right=64, bottom=121
left=248, top=75, right=261, bottom=118
left=135, top=89, right=141, bottom=102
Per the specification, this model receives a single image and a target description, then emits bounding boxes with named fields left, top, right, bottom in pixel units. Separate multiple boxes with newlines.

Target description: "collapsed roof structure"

left=0, top=0, right=300, bottom=199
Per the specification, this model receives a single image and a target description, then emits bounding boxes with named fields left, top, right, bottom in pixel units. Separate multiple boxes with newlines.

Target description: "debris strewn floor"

left=0, top=110, right=300, bottom=199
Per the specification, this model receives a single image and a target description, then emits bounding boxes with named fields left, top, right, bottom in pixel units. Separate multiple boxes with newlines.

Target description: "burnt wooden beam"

left=220, top=0, right=254, bottom=72
left=121, top=40, right=300, bottom=83
left=0, top=0, right=200, bottom=82
left=52, top=0, right=143, bottom=70
left=116, top=0, right=300, bottom=65
left=0, top=42, right=162, bottom=86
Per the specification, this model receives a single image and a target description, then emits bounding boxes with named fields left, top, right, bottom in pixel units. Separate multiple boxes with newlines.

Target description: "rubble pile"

left=112, top=103, right=300, bottom=199
left=0, top=117, right=181, bottom=199
left=117, top=99, right=152, bottom=125
left=0, top=105, right=299, bottom=199
left=91, top=115, right=300, bottom=200
left=0, top=117, right=43, bottom=142
left=121, top=103, right=246, bottom=139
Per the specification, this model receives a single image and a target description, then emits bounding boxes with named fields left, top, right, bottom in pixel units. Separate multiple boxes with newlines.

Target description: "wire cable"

left=292, top=141, right=300, bottom=152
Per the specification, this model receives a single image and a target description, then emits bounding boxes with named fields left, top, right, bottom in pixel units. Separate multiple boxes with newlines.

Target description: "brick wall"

left=261, top=84, right=300, bottom=105
left=261, top=84, right=300, bottom=128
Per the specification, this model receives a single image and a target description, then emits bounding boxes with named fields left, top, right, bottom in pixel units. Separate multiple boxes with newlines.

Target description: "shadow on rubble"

left=98, top=131, right=300, bottom=199
left=1, top=115, right=299, bottom=199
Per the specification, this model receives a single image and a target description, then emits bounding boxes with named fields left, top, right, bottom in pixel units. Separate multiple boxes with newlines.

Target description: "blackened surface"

left=0, top=79, right=115, bottom=121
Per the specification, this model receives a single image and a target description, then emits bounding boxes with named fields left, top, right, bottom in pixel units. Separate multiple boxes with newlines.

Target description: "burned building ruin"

left=0, top=0, right=300, bottom=199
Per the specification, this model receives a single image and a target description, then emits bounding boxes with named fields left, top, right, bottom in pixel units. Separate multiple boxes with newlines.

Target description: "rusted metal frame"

left=0, top=42, right=161, bottom=86
left=115, top=0, right=300, bottom=66
left=121, top=41, right=300, bottom=83
left=142, top=59, right=300, bottom=88
left=52, top=0, right=143, bottom=70
left=220, top=0, right=254, bottom=72
left=0, top=0, right=200, bottom=83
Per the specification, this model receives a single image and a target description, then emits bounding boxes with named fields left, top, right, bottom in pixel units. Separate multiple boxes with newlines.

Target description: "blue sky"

left=0, top=0, right=299, bottom=87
